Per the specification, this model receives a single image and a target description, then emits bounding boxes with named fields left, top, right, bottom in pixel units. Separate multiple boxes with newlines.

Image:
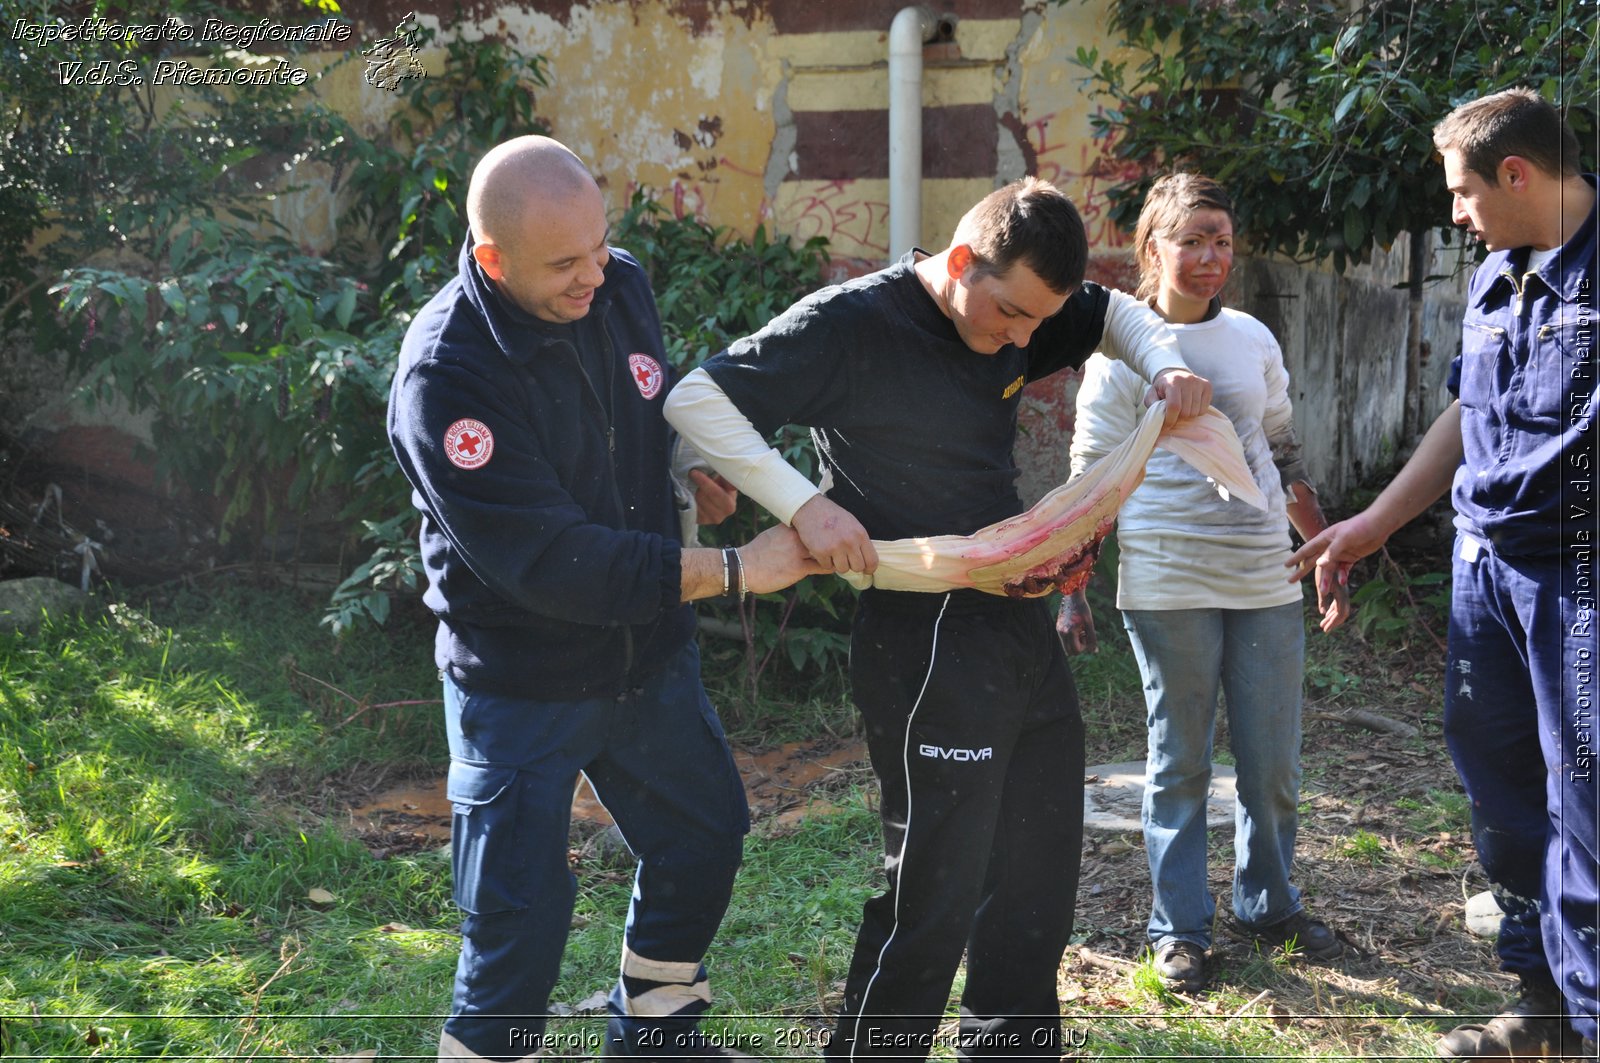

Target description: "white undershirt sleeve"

left=1097, top=289, right=1189, bottom=383
left=663, top=367, right=822, bottom=526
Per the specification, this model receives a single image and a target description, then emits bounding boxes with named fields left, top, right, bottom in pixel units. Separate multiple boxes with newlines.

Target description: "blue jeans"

left=1443, top=535, right=1598, bottom=1039
left=1122, top=602, right=1306, bottom=949
left=440, top=642, right=750, bottom=1059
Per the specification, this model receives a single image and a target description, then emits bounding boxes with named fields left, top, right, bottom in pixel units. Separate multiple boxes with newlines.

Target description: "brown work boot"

left=1152, top=939, right=1207, bottom=994
left=1244, top=909, right=1346, bottom=961
left=1436, top=977, right=1579, bottom=1059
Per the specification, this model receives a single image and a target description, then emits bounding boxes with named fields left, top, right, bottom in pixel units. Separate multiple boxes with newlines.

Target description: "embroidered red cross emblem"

left=627, top=353, right=663, bottom=400
left=444, top=418, right=494, bottom=469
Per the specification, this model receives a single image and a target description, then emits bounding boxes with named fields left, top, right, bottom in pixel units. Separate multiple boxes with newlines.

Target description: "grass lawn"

left=1, top=574, right=1477, bottom=1060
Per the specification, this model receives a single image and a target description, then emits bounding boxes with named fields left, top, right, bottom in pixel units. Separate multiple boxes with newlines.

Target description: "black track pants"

left=826, top=589, right=1086, bottom=1062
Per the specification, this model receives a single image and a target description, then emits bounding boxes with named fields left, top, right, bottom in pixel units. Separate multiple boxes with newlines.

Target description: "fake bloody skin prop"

left=840, top=400, right=1266, bottom=598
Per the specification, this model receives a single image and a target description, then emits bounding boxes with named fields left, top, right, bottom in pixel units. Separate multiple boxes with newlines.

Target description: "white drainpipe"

left=888, top=6, right=936, bottom=260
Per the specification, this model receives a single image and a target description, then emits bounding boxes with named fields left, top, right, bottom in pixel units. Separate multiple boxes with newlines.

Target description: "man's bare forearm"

left=1362, top=401, right=1463, bottom=541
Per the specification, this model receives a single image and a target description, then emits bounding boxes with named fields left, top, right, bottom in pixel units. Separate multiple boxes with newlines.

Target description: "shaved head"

left=467, top=135, right=599, bottom=247
left=466, top=136, right=612, bottom=323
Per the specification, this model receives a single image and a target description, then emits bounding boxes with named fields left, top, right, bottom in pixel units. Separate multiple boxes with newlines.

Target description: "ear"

left=946, top=243, right=974, bottom=280
left=1499, top=155, right=1532, bottom=192
left=473, top=242, right=505, bottom=281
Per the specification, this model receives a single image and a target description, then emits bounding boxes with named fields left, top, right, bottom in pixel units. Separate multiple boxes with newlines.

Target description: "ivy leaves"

left=1070, top=0, right=1597, bottom=271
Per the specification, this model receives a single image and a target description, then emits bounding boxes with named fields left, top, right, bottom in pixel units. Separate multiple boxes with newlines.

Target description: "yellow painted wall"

left=278, top=2, right=1138, bottom=267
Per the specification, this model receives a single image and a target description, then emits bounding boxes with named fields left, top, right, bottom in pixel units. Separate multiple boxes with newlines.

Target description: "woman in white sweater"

left=1059, top=173, right=1350, bottom=993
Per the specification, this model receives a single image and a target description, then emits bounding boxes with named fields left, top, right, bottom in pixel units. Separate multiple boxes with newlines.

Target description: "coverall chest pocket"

left=1458, top=320, right=1509, bottom=419
left=1527, top=313, right=1593, bottom=429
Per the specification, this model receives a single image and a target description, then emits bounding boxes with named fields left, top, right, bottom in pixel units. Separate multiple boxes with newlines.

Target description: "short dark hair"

left=957, top=177, right=1087, bottom=295
left=1133, top=173, right=1237, bottom=302
left=1433, top=87, right=1582, bottom=184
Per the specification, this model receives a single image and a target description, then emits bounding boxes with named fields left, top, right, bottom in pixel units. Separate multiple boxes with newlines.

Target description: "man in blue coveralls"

left=388, top=135, right=823, bottom=1062
left=1290, top=88, right=1597, bottom=1059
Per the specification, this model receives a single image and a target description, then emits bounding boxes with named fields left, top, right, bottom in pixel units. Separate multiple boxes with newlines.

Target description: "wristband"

left=721, top=546, right=743, bottom=602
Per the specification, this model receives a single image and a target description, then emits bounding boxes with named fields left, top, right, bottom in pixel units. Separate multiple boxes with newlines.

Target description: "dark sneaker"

left=602, top=1015, right=754, bottom=1061
left=1152, top=939, right=1206, bottom=993
left=1436, top=977, right=1576, bottom=1059
left=1245, top=910, right=1345, bottom=960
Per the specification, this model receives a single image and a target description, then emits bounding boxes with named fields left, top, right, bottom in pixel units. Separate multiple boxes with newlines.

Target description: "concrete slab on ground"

left=1084, top=760, right=1237, bottom=833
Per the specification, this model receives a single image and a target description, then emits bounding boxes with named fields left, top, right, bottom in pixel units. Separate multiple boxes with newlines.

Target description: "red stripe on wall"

left=769, top=0, right=1026, bottom=34
left=791, top=105, right=998, bottom=181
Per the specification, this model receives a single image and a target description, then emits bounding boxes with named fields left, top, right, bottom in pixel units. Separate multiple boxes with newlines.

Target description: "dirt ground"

left=344, top=520, right=1562, bottom=1057
left=345, top=631, right=1509, bottom=1040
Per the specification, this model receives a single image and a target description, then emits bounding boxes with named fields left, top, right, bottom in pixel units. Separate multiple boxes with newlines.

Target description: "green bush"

left=613, top=194, right=852, bottom=691
left=21, top=10, right=848, bottom=682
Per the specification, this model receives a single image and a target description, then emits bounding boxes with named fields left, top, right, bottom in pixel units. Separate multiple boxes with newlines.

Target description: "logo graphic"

left=918, top=744, right=993, bottom=762
left=362, top=12, right=425, bottom=91
left=443, top=418, right=494, bottom=470
left=628, top=354, right=664, bottom=400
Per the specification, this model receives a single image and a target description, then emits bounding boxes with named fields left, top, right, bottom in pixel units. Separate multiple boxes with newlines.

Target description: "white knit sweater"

left=1071, top=307, right=1306, bottom=611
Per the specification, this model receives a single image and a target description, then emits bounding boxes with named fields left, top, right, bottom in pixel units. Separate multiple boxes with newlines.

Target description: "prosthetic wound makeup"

left=841, top=400, right=1266, bottom=597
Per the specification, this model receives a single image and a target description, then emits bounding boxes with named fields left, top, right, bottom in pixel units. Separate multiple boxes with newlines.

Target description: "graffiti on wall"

left=773, top=180, right=890, bottom=256
left=1023, top=108, right=1142, bottom=250
left=622, top=152, right=765, bottom=223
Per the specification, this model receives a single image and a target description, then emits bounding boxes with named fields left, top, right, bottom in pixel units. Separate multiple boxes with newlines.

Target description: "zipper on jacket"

left=594, top=305, right=637, bottom=680
left=557, top=305, right=637, bottom=680
left=1500, top=267, right=1526, bottom=316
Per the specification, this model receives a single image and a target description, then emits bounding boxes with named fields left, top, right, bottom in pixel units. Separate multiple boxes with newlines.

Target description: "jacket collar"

left=1472, top=173, right=1597, bottom=309
left=457, top=235, right=614, bottom=363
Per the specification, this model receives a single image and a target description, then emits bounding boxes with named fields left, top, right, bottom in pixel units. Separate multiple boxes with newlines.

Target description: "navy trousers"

left=1442, top=534, right=1598, bottom=1039
left=440, top=642, right=749, bottom=1059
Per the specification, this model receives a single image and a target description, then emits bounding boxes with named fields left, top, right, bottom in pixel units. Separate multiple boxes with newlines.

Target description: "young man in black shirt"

left=666, top=178, right=1210, bottom=1060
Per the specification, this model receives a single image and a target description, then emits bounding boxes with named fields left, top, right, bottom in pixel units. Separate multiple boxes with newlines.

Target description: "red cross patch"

left=443, top=418, right=494, bottom=470
left=628, top=353, right=664, bottom=400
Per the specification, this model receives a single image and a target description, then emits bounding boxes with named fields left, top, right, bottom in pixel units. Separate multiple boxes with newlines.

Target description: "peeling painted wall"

left=314, top=1, right=1151, bottom=270
left=21, top=0, right=1470, bottom=525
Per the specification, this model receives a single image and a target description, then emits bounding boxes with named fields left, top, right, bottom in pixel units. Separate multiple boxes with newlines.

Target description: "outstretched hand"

left=1286, top=513, right=1388, bottom=621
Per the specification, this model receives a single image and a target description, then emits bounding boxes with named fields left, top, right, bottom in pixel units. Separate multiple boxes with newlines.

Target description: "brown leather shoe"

left=1152, top=939, right=1206, bottom=993
left=1436, top=979, right=1578, bottom=1059
left=1245, top=909, right=1346, bottom=961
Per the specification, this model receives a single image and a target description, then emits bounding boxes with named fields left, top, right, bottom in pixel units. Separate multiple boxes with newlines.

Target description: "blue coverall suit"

left=388, top=239, right=749, bottom=1060
left=1443, top=174, right=1598, bottom=1040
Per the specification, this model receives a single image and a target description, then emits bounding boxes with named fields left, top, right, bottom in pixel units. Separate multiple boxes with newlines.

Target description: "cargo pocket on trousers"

left=446, top=760, right=529, bottom=916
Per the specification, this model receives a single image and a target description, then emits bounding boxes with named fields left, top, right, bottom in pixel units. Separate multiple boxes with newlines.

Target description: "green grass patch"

left=1, top=579, right=1462, bottom=1059
left=1, top=584, right=454, bottom=1058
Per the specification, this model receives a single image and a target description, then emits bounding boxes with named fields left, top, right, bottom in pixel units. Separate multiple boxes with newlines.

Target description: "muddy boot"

left=1436, top=976, right=1577, bottom=1059
left=1244, top=909, right=1346, bottom=961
